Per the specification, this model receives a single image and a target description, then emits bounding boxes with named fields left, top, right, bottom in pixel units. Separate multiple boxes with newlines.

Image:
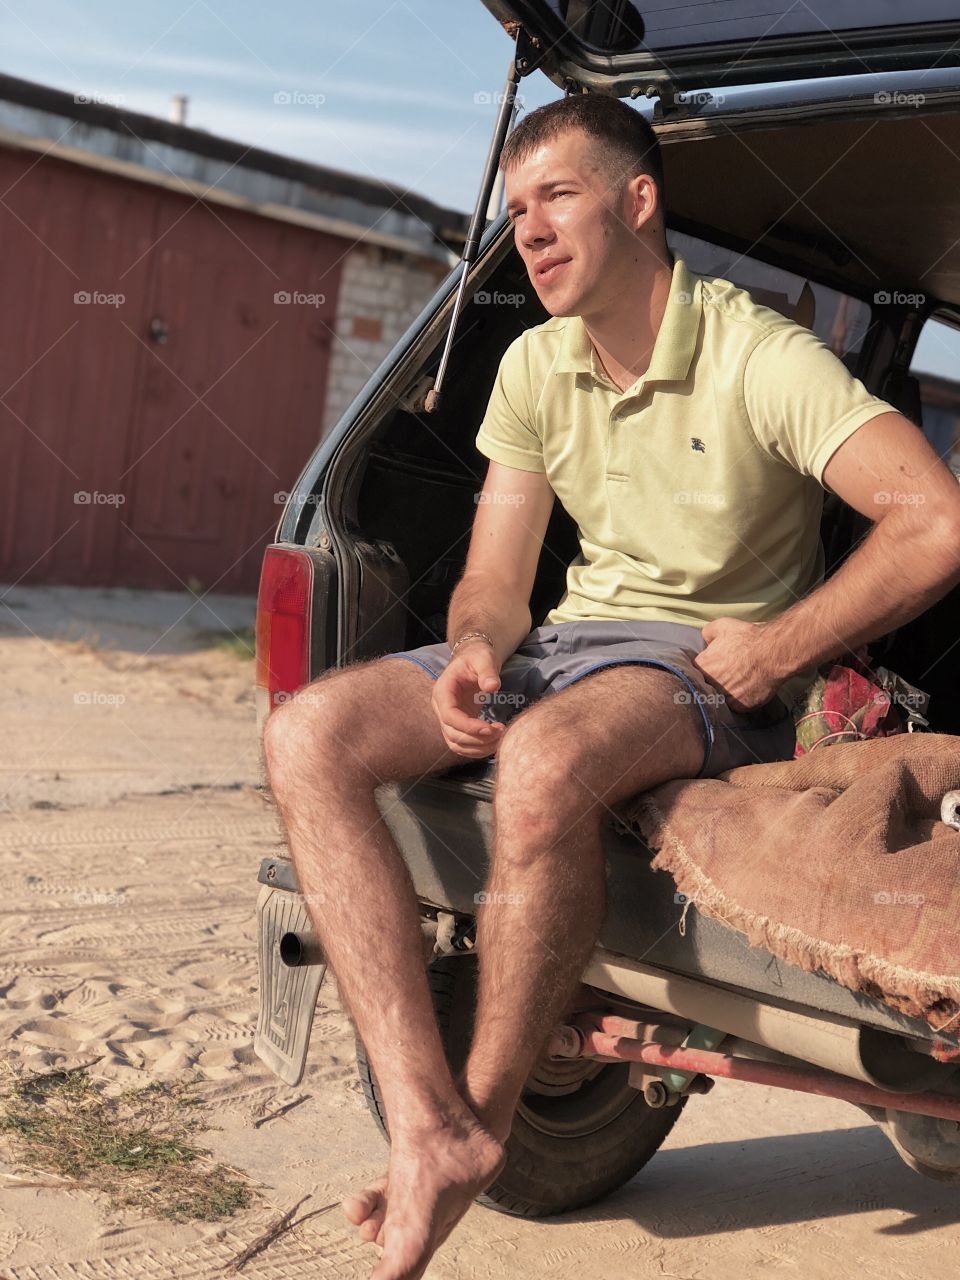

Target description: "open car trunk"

left=345, top=99, right=960, bottom=723
left=266, top=88, right=960, bottom=1059
left=480, top=0, right=960, bottom=96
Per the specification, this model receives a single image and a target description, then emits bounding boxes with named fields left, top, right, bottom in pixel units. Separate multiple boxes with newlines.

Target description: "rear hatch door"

left=482, top=1, right=960, bottom=95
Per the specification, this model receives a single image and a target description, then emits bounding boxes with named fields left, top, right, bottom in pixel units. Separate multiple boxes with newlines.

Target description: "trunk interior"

left=320, top=101, right=960, bottom=1042
left=350, top=103, right=960, bottom=737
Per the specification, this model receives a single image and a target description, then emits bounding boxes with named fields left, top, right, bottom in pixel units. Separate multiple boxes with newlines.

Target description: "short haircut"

left=499, top=93, right=665, bottom=206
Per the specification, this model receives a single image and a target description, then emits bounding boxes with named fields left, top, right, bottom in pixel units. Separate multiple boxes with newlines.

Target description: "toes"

left=341, top=1177, right=387, bottom=1227
left=358, top=1204, right=386, bottom=1243
left=370, top=1227, right=431, bottom=1280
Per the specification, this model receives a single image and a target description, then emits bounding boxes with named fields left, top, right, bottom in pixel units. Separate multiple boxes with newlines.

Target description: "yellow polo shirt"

left=474, top=255, right=896, bottom=708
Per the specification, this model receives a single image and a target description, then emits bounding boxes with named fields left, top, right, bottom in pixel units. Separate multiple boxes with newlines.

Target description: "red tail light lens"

left=256, top=547, right=313, bottom=709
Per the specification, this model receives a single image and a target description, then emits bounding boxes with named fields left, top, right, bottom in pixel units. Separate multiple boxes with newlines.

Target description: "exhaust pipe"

left=280, top=920, right=438, bottom=969
left=279, top=930, right=324, bottom=968
left=582, top=951, right=949, bottom=1091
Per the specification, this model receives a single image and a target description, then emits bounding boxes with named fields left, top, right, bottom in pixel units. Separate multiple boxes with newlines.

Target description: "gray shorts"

left=380, top=619, right=796, bottom=779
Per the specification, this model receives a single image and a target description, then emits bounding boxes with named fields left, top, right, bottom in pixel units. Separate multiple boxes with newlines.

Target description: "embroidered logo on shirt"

left=690, top=437, right=706, bottom=453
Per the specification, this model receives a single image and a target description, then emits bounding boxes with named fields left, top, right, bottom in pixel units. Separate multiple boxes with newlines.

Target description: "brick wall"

left=321, top=243, right=451, bottom=434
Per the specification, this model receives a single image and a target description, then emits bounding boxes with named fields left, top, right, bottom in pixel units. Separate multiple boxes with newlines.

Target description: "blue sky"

left=0, top=0, right=557, bottom=213
left=3, top=0, right=957, bottom=377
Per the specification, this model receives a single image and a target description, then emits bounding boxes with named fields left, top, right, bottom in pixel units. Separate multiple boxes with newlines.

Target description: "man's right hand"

left=432, top=640, right=507, bottom=758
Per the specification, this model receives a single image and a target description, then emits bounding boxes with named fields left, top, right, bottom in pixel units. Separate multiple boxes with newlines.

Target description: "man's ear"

left=628, top=171, right=659, bottom=232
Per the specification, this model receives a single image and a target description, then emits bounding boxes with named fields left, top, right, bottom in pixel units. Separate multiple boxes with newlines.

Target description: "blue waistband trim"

left=380, top=653, right=440, bottom=681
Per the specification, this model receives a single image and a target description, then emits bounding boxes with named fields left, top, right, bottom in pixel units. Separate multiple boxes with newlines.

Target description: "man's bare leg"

left=349, top=664, right=709, bottom=1256
left=460, top=665, right=706, bottom=1142
left=263, top=658, right=504, bottom=1279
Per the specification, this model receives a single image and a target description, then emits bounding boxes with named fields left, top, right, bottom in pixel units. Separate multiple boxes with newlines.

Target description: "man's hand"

left=692, top=617, right=786, bottom=714
left=432, top=641, right=507, bottom=758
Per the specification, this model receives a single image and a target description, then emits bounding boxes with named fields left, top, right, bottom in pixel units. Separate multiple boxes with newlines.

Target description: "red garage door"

left=0, top=145, right=344, bottom=593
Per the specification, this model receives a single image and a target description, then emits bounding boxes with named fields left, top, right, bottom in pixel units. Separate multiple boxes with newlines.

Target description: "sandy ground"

left=1, top=583, right=959, bottom=1278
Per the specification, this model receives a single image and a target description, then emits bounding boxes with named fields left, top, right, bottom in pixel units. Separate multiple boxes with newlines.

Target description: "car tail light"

left=256, top=546, right=313, bottom=711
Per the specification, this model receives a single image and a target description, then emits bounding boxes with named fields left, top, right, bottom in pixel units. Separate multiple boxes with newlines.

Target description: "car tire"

left=355, top=953, right=687, bottom=1217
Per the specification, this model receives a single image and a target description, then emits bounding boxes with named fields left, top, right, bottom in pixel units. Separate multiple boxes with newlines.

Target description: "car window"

left=668, top=229, right=872, bottom=370
left=910, top=315, right=960, bottom=480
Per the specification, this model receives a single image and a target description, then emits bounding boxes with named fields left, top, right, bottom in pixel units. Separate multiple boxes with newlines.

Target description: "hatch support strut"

left=424, top=32, right=532, bottom=413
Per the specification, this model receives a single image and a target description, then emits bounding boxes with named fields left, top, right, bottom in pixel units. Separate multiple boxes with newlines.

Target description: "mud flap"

left=254, top=884, right=327, bottom=1085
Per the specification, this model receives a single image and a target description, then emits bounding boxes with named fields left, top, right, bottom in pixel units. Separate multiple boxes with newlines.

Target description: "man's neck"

left=583, top=255, right=675, bottom=393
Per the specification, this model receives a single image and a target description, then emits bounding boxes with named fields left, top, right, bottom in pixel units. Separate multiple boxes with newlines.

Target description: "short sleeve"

left=743, top=322, right=896, bottom=485
left=475, top=333, right=546, bottom=473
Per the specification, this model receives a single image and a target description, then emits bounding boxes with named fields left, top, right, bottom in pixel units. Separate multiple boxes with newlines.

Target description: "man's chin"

left=535, top=291, right=581, bottom=318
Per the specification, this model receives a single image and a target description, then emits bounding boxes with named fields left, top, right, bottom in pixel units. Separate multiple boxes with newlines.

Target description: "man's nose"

left=520, top=205, right=554, bottom=250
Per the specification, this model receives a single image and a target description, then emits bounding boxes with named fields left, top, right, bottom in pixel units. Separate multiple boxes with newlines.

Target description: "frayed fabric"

left=617, top=734, right=960, bottom=1033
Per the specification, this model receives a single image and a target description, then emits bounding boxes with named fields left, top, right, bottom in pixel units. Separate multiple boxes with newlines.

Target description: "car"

left=253, top=0, right=960, bottom=1214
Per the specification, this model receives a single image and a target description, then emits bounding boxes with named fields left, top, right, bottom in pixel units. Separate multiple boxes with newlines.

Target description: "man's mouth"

left=535, top=258, right=571, bottom=284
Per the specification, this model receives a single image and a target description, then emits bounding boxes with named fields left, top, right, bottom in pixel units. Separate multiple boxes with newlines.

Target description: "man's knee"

left=263, top=669, right=369, bottom=793
left=492, top=713, right=598, bottom=848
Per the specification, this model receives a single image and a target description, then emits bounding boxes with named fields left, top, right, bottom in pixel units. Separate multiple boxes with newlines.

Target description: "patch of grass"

left=195, top=625, right=256, bottom=659
left=59, top=627, right=112, bottom=654
left=0, top=1063, right=254, bottom=1221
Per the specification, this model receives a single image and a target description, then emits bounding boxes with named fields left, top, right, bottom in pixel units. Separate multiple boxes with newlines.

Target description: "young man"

left=264, top=95, right=960, bottom=1280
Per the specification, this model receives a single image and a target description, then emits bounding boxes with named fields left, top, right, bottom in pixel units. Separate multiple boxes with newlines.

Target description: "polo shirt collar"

left=555, top=255, right=702, bottom=387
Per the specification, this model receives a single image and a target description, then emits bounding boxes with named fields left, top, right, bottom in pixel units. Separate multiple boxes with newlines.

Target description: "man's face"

left=504, top=128, right=654, bottom=318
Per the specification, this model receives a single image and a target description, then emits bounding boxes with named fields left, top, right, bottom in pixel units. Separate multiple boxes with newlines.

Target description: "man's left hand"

left=693, top=617, right=786, bottom=714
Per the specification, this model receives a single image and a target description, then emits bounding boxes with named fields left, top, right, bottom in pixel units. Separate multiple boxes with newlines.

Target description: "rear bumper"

left=255, top=765, right=954, bottom=1051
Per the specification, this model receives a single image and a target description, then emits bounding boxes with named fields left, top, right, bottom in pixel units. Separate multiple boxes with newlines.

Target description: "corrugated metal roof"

left=0, top=72, right=469, bottom=264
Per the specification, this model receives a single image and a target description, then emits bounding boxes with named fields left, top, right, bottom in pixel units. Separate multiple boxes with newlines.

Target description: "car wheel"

left=355, top=953, right=687, bottom=1217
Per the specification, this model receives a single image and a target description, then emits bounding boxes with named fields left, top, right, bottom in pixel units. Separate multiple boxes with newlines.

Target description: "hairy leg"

left=263, top=658, right=504, bottom=1278
left=460, top=664, right=706, bottom=1142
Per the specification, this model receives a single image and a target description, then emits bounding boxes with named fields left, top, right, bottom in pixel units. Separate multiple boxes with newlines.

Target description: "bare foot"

left=342, top=1109, right=505, bottom=1279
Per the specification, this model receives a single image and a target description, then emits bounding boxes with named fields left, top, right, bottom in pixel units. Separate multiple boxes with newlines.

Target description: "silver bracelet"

left=451, top=630, right=495, bottom=655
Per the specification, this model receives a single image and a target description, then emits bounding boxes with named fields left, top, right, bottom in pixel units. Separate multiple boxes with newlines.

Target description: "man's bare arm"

left=428, top=461, right=554, bottom=757
left=761, top=411, right=960, bottom=676
left=446, top=460, right=555, bottom=666
left=695, top=411, right=960, bottom=709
